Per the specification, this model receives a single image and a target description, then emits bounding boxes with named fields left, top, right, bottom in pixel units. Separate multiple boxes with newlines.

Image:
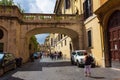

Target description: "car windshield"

left=0, top=53, right=4, bottom=61
left=34, top=53, right=38, bottom=56
left=72, top=52, right=76, bottom=55
left=77, top=52, right=84, bottom=56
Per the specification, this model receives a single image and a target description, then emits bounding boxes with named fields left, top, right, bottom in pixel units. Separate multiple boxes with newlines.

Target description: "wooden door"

left=108, top=10, right=120, bottom=61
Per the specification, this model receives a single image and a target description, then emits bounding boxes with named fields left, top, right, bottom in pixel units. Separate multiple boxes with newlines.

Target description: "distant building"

left=48, top=33, right=73, bottom=59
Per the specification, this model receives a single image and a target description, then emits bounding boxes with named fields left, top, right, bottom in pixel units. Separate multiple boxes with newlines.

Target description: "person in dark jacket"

left=84, top=52, right=94, bottom=77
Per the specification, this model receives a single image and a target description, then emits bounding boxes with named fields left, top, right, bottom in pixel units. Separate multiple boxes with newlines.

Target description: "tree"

left=0, top=0, right=25, bottom=13
left=29, top=36, right=39, bottom=52
left=0, top=0, right=14, bottom=6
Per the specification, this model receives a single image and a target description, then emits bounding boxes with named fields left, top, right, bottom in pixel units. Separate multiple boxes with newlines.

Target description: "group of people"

left=49, top=51, right=63, bottom=60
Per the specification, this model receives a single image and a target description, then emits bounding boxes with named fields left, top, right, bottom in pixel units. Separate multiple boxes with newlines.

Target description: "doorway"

left=108, top=10, right=120, bottom=67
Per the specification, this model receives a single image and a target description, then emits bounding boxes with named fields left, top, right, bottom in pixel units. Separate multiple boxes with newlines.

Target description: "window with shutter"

left=65, top=0, right=70, bottom=9
left=83, top=0, right=93, bottom=20
left=88, top=30, right=92, bottom=47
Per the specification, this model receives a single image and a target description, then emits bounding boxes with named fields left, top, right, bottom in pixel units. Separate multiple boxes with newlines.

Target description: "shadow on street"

left=90, top=76, right=106, bottom=79
left=1, top=76, right=24, bottom=80
left=40, top=61, right=72, bottom=67
left=0, top=59, right=72, bottom=80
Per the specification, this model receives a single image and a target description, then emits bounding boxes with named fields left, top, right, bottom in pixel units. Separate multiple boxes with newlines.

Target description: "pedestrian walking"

left=84, top=52, right=94, bottom=77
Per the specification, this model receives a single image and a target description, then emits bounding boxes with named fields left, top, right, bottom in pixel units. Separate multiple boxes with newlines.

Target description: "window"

left=0, top=29, right=4, bottom=40
left=61, top=42, right=63, bottom=47
left=51, top=38, right=53, bottom=46
left=65, top=0, right=70, bottom=9
left=88, top=30, right=92, bottom=47
left=58, top=35, right=61, bottom=41
left=64, top=34, right=66, bottom=37
left=60, top=34, right=63, bottom=39
left=65, top=40, right=67, bottom=46
left=83, top=0, right=93, bottom=19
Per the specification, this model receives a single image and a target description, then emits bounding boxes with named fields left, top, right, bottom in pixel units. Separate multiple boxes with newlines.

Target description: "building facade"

left=47, top=33, right=73, bottom=59
left=95, top=0, right=120, bottom=67
left=54, top=0, right=120, bottom=67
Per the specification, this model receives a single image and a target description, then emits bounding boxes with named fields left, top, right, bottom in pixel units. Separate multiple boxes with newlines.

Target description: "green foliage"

left=30, top=36, right=39, bottom=51
left=0, top=0, right=14, bottom=6
left=0, top=0, right=25, bottom=13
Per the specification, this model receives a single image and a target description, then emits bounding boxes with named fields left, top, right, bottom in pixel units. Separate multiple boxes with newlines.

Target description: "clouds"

left=13, top=0, right=56, bottom=13
left=36, top=0, right=56, bottom=13
left=13, top=0, right=56, bottom=44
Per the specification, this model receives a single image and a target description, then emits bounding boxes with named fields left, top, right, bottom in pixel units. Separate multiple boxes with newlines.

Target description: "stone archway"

left=20, top=27, right=81, bottom=62
left=23, top=27, right=80, bottom=61
left=107, top=10, right=120, bottom=67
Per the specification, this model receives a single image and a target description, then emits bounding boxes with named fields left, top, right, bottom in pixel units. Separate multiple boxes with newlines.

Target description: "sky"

left=13, top=0, right=56, bottom=44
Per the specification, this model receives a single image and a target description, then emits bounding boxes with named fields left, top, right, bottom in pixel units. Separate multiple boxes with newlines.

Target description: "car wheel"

left=0, top=68, right=4, bottom=76
left=71, top=60, right=74, bottom=65
left=77, top=61, right=80, bottom=67
left=13, top=64, right=17, bottom=69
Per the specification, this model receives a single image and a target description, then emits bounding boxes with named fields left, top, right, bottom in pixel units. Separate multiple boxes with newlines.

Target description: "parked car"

left=0, top=52, right=16, bottom=76
left=71, top=50, right=95, bottom=67
left=71, top=50, right=86, bottom=65
left=71, top=51, right=77, bottom=65
left=33, top=52, right=39, bottom=59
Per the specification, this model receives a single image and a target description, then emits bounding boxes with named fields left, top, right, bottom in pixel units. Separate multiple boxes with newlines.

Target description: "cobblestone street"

left=0, top=58, right=120, bottom=80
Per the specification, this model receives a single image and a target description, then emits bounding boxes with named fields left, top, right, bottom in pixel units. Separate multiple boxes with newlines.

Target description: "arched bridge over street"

left=0, top=6, right=84, bottom=62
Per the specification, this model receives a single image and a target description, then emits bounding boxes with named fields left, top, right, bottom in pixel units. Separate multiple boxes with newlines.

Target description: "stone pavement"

left=0, top=57, right=120, bottom=80
left=40, top=57, right=120, bottom=80
left=40, top=57, right=70, bottom=62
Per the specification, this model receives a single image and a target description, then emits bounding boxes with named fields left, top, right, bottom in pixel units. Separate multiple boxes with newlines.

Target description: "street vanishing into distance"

left=0, top=57, right=120, bottom=80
